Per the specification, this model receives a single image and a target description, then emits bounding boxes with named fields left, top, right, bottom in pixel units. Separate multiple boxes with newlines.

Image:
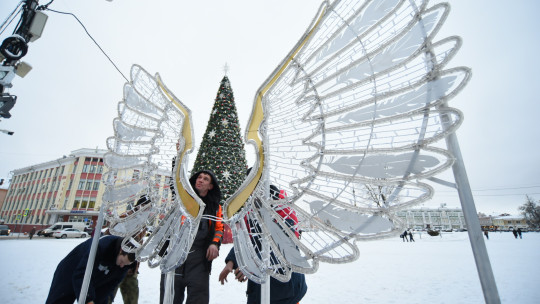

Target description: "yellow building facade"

left=0, top=148, right=171, bottom=234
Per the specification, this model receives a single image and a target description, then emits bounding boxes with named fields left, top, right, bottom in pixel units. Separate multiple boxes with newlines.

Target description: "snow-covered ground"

left=0, top=231, right=538, bottom=303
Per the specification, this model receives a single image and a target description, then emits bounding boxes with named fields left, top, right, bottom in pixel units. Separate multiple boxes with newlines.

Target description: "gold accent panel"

left=226, top=5, right=327, bottom=218
left=157, top=76, right=199, bottom=218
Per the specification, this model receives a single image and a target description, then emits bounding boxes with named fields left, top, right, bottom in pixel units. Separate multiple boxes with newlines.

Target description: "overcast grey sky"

left=1, top=0, right=539, bottom=215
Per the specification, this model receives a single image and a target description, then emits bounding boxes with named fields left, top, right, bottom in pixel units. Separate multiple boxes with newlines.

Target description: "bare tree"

left=364, top=184, right=396, bottom=208
left=519, top=195, right=540, bottom=229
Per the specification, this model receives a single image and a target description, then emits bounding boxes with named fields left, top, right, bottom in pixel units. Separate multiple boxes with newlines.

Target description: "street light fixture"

left=0, top=129, right=15, bottom=136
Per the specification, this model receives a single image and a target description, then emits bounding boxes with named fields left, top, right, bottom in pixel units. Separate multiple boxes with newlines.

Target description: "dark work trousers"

left=160, top=221, right=210, bottom=304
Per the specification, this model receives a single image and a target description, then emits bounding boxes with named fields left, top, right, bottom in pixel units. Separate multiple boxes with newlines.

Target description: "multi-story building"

left=0, top=148, right=172, bottom=234
left=491, top=215, right=528, bottom=231
left=0, top=188, right=7, bottom=223
left=478, top=214, right=494, bottom=230
left=395, top=206, right=467, bottom=231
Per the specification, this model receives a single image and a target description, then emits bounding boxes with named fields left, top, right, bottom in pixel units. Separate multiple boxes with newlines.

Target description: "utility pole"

left=0, top=128, right=14, bottom=135
left=0, top=0, right=48, bottom=120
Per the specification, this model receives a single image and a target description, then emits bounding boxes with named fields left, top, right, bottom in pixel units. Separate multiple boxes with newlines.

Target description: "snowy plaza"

left=1, top=0, right=540, bottom=303
left=1, top=231, right=538, bottom=303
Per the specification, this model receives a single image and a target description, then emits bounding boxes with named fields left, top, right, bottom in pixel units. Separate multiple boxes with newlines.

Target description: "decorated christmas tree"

left=192, top=75, right=248, bottom=203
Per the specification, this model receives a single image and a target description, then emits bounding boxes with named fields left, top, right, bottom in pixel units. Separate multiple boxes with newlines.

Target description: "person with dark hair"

left=45, top=235, right=135, bottom=304
left=159, top=170, right=224, bottom=304
left=218, top=186, right=307, bottom=304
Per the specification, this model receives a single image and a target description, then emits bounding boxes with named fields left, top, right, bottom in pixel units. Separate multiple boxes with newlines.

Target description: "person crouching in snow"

left=46, top=235, right=135, bottom=304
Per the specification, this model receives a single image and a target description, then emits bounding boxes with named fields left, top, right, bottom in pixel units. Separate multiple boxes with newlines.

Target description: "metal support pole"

left=260, top=246, right=270, bottom=304
left=260, top=157, right=270, bottom=304
left=442, top=106, right=501, bottom=303
left=78, top=205, right=106, bottom=303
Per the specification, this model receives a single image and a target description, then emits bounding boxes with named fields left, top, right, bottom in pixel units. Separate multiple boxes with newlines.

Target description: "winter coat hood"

left=189, top=169, right=221, bottom=205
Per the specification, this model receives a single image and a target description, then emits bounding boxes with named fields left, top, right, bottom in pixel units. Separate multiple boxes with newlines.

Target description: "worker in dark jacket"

left=220, top=248, right=307, bottom=304
left=160, top=169, right=224, bottom=304
left=218, top=185, right=307, bottom=304
left=46, top=235, right=135, bottom=304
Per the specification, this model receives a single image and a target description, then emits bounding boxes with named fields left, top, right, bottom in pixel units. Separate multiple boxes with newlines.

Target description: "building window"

left=38, top=197, right=45, bottom=210
left=82, top=164, right=89, bottom=173
left=78, top=181, right=85, bottom=190
left=89, top=165, right=96, bottom=173
left=85, top=181, right=92, bottom=191
left=89, top=199, right=96, bottom=209
left=98, top=165, right=104, bottom=173
left=163, top=188, right=169, bottom=199
left=73, top=198, right=81, bottom=209
left=93, top=181, right=100, bottom=191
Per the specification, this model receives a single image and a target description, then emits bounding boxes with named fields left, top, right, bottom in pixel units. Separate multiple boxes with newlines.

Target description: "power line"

left=0, top=1, right=23, bottom=35
left=44, top=8, right=129, bottom=82
left=469, top=193, right=540, bottom=197
left=472, top=185, right=540, bottom=192
left=436, top=192, right=540, bottom=197
left=438, top=185, right=540, bottom=193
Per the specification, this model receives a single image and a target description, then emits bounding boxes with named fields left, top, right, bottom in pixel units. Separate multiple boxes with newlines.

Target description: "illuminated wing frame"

left=224, top=0, right=470, bottom=282
left=102, top=65, right=207, bottom=273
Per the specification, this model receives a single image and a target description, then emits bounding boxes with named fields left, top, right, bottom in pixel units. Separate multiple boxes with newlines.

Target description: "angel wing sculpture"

left=102, top=0, right=470, bottom=285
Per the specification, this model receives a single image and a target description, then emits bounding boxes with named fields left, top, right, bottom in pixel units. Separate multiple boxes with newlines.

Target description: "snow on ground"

left=0, top=231, right=538, bottom=303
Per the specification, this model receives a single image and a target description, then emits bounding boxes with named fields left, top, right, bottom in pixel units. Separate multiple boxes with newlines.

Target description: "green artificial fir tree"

left=192, top=75, right=248, bottom=204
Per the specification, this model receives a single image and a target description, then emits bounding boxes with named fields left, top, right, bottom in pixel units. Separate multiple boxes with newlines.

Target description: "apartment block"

left=0, top=148, right=172, bottom=234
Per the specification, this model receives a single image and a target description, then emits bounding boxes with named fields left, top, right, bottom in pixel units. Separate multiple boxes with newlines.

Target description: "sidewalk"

left=0, top=233, right=37, bottom=240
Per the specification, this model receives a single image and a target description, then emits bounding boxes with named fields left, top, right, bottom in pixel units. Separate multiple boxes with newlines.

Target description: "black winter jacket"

left=225, top=248, right=307, bottom=304
left=46, top=236, right=129, bottom=304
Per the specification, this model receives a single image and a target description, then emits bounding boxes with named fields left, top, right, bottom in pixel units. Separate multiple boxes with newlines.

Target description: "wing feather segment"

left=225, top=0, right=470, bottom=280
left=102, top=65, right=203, bottom=273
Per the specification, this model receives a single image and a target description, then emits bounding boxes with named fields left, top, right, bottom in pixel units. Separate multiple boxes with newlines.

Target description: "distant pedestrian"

left=483, top=230, right=489, bottom=240
left=512, top=228, right=518, bottom=239
left=517, top=228, right=522, bottom=239
left=402, top=230, right=409, bottom=242
left=29, top=227, right=36, bottom=240
left=408, top=231, right=415, bottom=242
